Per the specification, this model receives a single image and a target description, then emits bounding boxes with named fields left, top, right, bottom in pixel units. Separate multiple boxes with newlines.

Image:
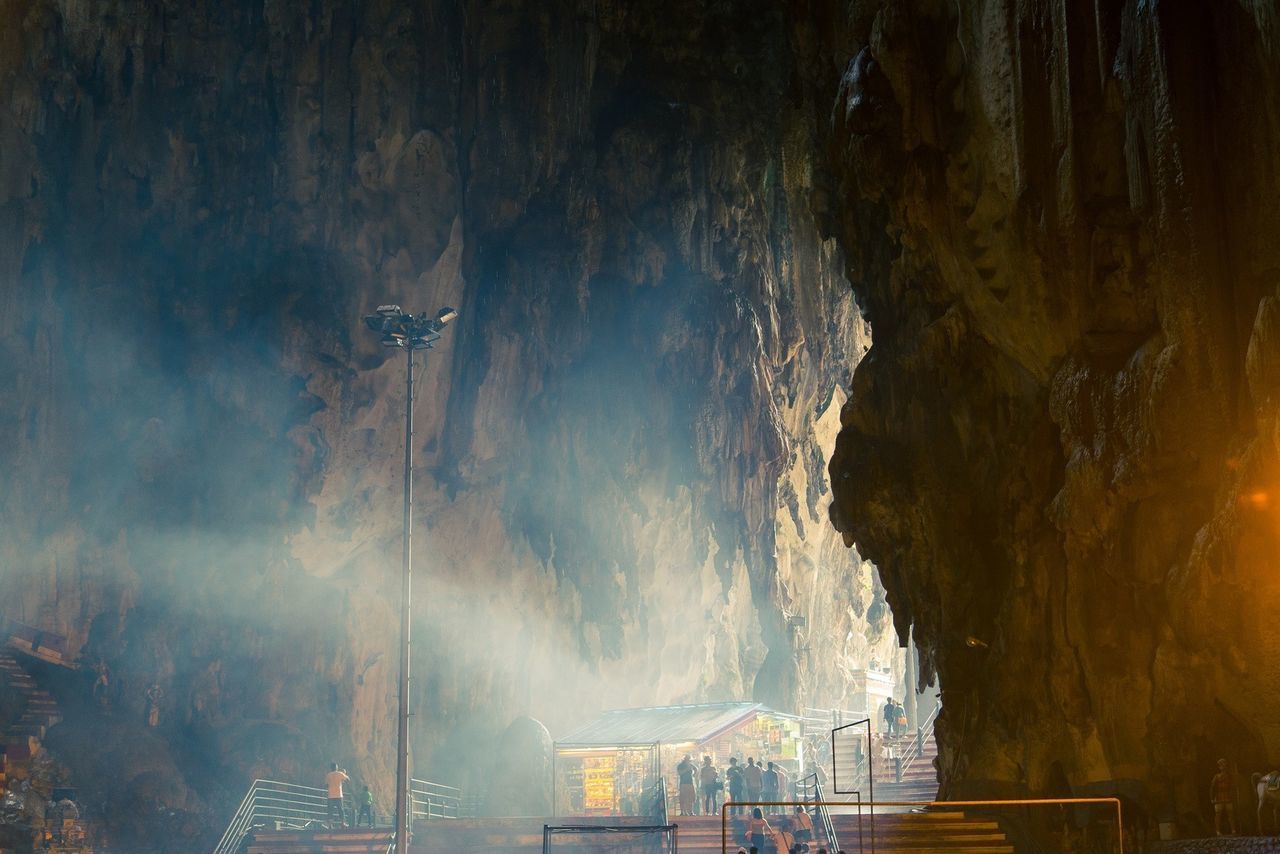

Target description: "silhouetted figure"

left=726, top=757, right=745, bottom=816
left=357, top=785, right=374, bottom=827
left=677, top=754, right=697, bottom=816
left=700, top=755, right=720, bottom=815
left=326, top=762, right=350, bottom=828
left=881, top=697, right=895, bottom=735
left=1211, top=758, right=1236, bottom=835
left=744, top=757, right=763, bottom=807
left=762, top=762, right=779, bottom=814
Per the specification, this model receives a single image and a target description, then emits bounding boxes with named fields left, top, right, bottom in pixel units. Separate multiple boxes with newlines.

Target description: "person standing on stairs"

left=677, top=754, right=697, bottom=816
left=726, top=757, right=745, bottom=816
left=762, top=762, right=779, bottom=813
left=894, top=700, right=907, bottom=738
left=325, top=763, right=350, bottom=828
left=881, top=697, right=895, bottom=736
left=744, top=757, right=763, bottom=808
left=700, top=755, right=720, bottom=816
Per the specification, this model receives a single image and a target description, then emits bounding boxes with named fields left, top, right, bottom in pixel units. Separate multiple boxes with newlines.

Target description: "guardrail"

left=799, top=774, right=841, bottom=854
left=898, top=703, right=940, bottom=777
left=651, top=776, right=669, bottom=827
left=718, top=797, right=1126, bottom=854
left=211, top=779, right=335, bottom=854
left=410, top=778, right=461, bottom=820
left=213, top=776, right=460, bottom=854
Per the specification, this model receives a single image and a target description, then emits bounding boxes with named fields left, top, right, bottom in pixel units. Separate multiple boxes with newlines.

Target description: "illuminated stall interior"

left=553, top=702, right=804, bottom=816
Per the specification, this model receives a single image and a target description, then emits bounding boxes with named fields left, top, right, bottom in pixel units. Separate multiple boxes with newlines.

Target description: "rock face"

left=821, top=0, right=1280, bottom=827
left=0, top=1, right=899, bottom=847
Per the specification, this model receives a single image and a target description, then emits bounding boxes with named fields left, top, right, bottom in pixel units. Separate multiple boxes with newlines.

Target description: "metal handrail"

left=716, top=797, right=1126, bottom=854
left=651, top=777, right=669, bottom=827
left=898, top=703, right=940, bottom=777
left=212, top=779, right=336, bottom=854
left=214, top=776, right=458, bottom=854
left=802, top=774, right=840, bottom=854
left=410, top=778, right=462, bottom=820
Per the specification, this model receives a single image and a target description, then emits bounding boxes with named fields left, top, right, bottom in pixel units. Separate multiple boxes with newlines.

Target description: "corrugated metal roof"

left=556, top=702, right=766, bottom=746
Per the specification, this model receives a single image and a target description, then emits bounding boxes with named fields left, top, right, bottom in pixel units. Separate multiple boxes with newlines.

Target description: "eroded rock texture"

left=0, top=1, right=897, bottom=848
left=821, top=0, right=1280, bottom=824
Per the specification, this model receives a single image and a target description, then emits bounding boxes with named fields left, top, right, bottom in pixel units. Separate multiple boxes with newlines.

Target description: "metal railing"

left=213, top=776, right=459, bottom=854
left=799, top=774, right=841, bottom=854
left=650, top=776, right=669, bottom=827
left=898, top=703, right=940, bottom=777
left=410, top=778, right=461, bottom=820
left=718, top=797, right=1125, bottom=854
left=211, top=779, right=336, bottom=854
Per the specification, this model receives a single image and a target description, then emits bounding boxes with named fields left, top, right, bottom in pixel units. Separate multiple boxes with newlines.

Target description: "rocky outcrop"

left=820, top=0, right=1280, bottom=826
left=0, top=0, right=899, bottom=846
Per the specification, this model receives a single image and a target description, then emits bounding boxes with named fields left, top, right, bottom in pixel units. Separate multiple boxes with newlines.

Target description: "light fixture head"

left=964, top=636, right=989, bottom=650
left=364, top=304, right=457, bottom=350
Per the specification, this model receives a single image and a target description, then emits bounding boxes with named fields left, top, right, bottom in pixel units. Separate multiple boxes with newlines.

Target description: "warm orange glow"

left=1243, top=491, right=1270, bottom=508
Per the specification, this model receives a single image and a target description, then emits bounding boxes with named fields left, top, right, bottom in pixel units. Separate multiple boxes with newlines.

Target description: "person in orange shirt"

left=326, top=762, right=350, bottom=828
left=747, top=807, right=772, bottom=852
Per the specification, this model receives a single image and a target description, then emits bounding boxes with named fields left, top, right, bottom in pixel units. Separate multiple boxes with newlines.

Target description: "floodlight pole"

left=363, top=304, right=456, bottom=854
left=395, top=343, right=413, bottom=854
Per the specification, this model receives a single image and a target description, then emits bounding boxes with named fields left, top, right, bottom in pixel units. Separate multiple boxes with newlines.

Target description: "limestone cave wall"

left=818, top=0, right=1280, bottom=825
left=0, top=1, right=899, bottom=848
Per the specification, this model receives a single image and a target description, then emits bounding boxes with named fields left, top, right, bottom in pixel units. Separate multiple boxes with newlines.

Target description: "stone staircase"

left=409, top=816, right=663, bottom=853
left=871, top=730, right=941, bottom=807
left=0, top=648, right=94, bottom=853
left=242, top=827, right=393, bottom=853
left=672, top=810, right=1013, bottom=853
left=243, top=817, right=666, bottom=854
left=240, top=809, right=1014, bottom=854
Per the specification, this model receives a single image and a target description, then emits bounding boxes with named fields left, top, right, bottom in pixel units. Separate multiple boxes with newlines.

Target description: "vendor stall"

left=554, top=702, right=804, bottom=816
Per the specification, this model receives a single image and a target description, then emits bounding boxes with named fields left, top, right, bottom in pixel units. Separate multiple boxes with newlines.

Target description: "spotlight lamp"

left=362, top=305, right=459, bottom=350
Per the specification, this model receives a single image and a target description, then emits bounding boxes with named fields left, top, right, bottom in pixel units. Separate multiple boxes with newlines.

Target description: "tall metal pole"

left=395, top=345, right=414, bottom=854
left=364, top=303, right=455, bottom=854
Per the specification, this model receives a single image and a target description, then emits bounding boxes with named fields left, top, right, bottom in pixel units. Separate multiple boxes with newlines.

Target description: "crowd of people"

left=674, top=754, right=798, bottom=817
left=738, top=805, right=819, bottom=854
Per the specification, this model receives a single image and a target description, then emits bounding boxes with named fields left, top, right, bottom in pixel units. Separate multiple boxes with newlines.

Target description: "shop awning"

left=557, top=702, right=769, bottom=747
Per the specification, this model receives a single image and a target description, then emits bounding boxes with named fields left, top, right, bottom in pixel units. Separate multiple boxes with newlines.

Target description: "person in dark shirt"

left=700, top=755, right=720, bottom=816
left=676, top=754, right=697, bottom=815
left=726, top=757, right=746, bottom=816
left=762, top=762, right=779, bottom=814
left=744, top=757, right=763, bottom=805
